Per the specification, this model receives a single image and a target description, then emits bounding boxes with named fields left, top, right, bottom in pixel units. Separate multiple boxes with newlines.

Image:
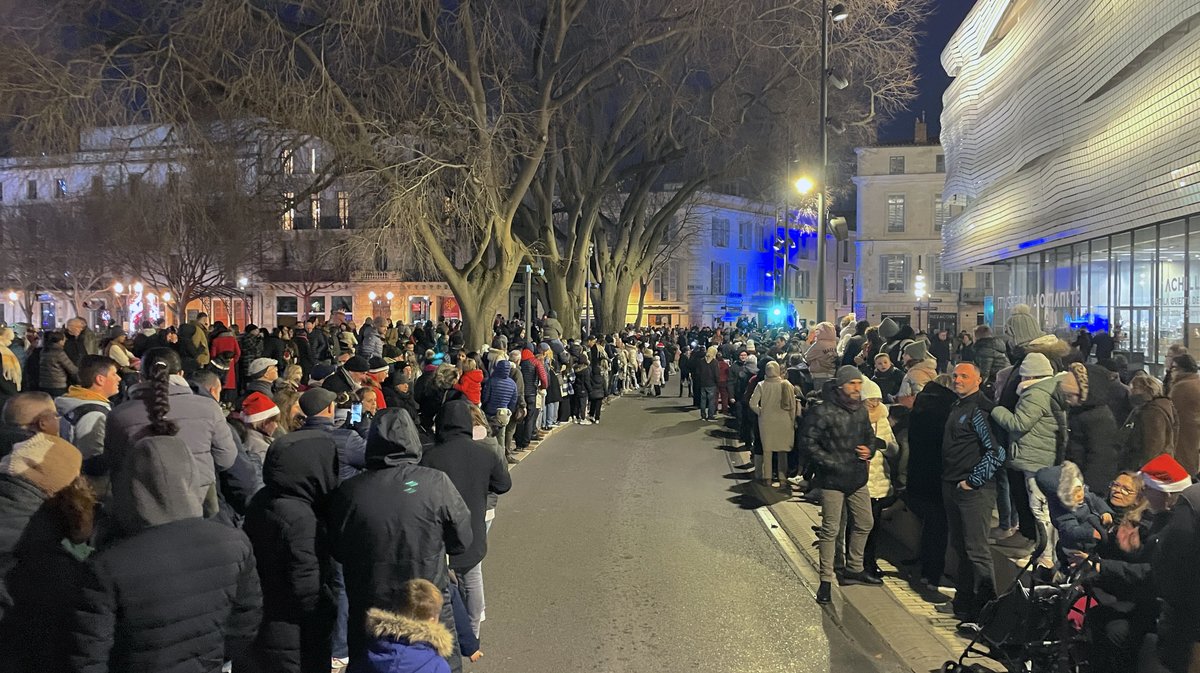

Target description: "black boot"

left=816, top=581, right=832, bottom=604
left=841, top=570, right=884, bottom=586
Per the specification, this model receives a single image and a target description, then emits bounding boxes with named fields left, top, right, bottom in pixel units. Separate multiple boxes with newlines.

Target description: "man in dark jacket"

left=799, top=365, right=880, bottom=603
left=326, top=409, right=472, bottom=670
left=64, top=318, right=100, bottom=368
left=941, top=363, right=1005, bottom=624
left=285, top=387, right=368, bottom=483
left=481, top=360, right=518, bottom=443
left=1147, top=458, right=1200, bottom=673
left=70, top=435, right=262, bottom=673
left=306, top=318, right=332, bottom=366
left=177, top=313, right=211, bottom=374
left=242, top=420, right=340, bottom=673
left=421, top=400, right=511, bottom=636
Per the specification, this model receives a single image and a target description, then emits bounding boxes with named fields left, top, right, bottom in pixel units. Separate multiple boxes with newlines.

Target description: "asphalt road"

left=472, top=393, right=900, bottom=673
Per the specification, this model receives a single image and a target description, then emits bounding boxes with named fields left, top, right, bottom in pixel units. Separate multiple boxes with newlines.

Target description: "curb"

left=721, top=443, right=961, bottom=673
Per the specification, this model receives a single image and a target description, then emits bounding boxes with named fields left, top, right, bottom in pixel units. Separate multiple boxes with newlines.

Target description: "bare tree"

left=632, top=200, right=706, bottom=328
left=0, top=206, right=53, bottom=325
left=263, top=234, right=351, bottom=322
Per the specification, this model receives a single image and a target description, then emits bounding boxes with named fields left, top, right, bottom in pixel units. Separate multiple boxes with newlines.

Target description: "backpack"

left=60, top=403, right=110, bottom=445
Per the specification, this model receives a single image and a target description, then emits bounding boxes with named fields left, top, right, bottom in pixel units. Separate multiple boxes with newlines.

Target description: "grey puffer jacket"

left=38, top=344, right=78, bottom=391
left=973, top=336, right=1010, bottom=382
left=991, top=375, right=1065, bottom=473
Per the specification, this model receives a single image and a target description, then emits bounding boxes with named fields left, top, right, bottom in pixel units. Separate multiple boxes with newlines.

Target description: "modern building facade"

left=853, top=121, right=986, bottom=335
left=941, top=0, right=1200, bottom=370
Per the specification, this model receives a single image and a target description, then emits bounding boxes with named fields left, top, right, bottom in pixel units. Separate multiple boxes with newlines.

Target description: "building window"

left=934, top=193, right=947, bottom=232
left=26, top=180, right=37, bottom=200
left=887, top=194, right=906, bottom=233
left=710, top=261, right=729, bottom=294
left=975, top=271, right=993, bottom=291
left=276, top=296, right=298, bottom=322
left=331, top=295, right=353, bottom=316
left=310, top=193, right=321, bottom=224
left=711, top=217, right=729, bottom=248
left=880, top=254, right=908, bottom=293
left=889, top=156, right=905, bottom=175
left=54, top=178, right=67, bottom=198
left=936, top=154, right=946, bottom=173
left=337, top=191, right=350, bottom=228
left=0, top=181, right=4, bottom=201
left=737, top=264, right=747, bottom=294
left=738, top=220, right=752, bottom=250
left=842, top=275, right=855, bottom=306
left=309, top=148, right=318, bottom=174
left=799, top=236, right=810, bottom=260
left=932, top=258, right=958, bottom=293
left=796, top=270, right=811, bottom=298
left=842, top=240, right=851, bottom=264
left=282, top=192, right=295, bottom=230
left=281, top=149, right=294, bottom=175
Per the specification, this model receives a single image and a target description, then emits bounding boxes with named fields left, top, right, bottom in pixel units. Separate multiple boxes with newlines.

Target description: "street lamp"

left=133, top=282, right=143, bottom=295
left=914, top=267, right=927, bottom=332
left=795, top=177, right=814, bottom=195
left=113, top=282, right=124, bottom=294
left=6, top=291, right=15, bottom=302
left=814, top=0, right=849, bottom=324
left=368, top=291, right=377, bottom=301
left=385, top=291, right=394, bottom=301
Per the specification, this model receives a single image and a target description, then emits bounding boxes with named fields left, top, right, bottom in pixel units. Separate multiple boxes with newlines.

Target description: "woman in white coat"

left=647, top=356, right=665, bottom=396
left=860, top=377, right=898, bottom=577
left=750, top=361, right=798, bottom=487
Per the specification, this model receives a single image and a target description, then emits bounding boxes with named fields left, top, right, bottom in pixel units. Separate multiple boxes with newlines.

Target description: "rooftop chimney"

left=914, top=112, right=928, bottom=144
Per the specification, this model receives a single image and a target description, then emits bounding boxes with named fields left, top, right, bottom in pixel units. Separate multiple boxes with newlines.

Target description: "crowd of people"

left=2, top=302, right=1200, bottom=673
left=628, top=307, right=1198, bottom=673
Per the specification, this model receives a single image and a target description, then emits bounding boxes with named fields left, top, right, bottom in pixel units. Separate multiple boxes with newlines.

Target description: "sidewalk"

left=717, top=428, right=1028, bottom=673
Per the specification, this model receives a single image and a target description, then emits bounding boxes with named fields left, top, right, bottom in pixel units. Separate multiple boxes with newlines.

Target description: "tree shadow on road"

left=648, top=419, right=710, bottom=438
left=643, top=405, right=694, bottom=414
left=714, top=443, right=742, bottom=452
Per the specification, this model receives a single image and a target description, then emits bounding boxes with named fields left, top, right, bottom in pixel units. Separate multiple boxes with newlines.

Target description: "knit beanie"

left=0, top=433, right=82, bottom=496
left=835, top=365, right=863, bottom=386
left=860, top=377, right=882, bottom=400
left=903, top=340, right=929, bottom=362
left=879, top=317, right=900, bottom=340
left=1058, top=361, right=1089, bottom=401
left=1019, top=352, right=1054, bottom=378
left=1005, top=304, right=1044, bottom=346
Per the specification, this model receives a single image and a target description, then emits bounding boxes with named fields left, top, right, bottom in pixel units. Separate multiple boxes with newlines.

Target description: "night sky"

left=878, top=0, right=979, bottom=143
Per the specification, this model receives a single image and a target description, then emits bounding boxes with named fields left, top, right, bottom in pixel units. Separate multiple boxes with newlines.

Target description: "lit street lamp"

left=914, top=267, right=927, bottom=332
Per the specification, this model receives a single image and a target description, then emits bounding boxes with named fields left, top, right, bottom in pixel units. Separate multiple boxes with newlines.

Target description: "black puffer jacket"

left=422, top=401, right=512, bottom=572
left=798, top=388, right=878, bottom=493
left=972, top=336, right=1010, bottom=382
left=241, top=427, right=341, bottom=673
left=0, top=473, right=86, bottom=673
left=1066, top=364, right=1122, bottom=494
left=327, top=409, right=472, bottom=657
left=70, top=436, right=262, bottom=673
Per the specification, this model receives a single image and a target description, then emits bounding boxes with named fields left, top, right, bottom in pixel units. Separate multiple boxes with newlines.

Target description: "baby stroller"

left=940, top=524, right=1091, bottom=673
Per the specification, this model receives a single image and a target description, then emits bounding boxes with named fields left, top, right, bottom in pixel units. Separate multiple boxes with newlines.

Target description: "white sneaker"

left=579, top=419, right=593, bottom=425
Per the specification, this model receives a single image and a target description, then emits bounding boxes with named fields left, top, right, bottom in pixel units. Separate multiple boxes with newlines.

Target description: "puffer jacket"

left=38, top=343, right=78, bottom=391
left=480, top=360, right=518, bottom=418
left=1169, top=371, right=1200, bottom=475
left=867, top=412, right=899, bottom=499
left=283, top=416, right=367, bottom=483
left=0, top=472, right=87, bottom=673
left=1065, top=364, right=1122, bottom=493
left=420, top=401, right=511, bottom=572
left=973, top=336, right=1010, bottom=381
left=70, top=435, right=262, bottom=673
left=1122, top=394, right=1178, bottom=471
left=798, top=391, right=877, bottom=494
left=105, top=382, right=239, bottom=507
left=897, top=358, right=938, bottom=400
left=1034, top=463, right=1113, bottom=562
left=241, top=424, right=340, bottom=673
left=350, top=608, right=453, bottom=673
left=991, top=375, right=1065, bottom=473
left=327, top=409, right=472, bottom=658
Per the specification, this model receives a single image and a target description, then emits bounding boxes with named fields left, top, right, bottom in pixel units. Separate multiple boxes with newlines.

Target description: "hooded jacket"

left=1123, top=394, right=1178, bottom=471
left=326, top=409, right=472, bottom=657
left=797, top=392, right=878, bottom=493
left=105, top=382, right=239, bottom=507
left=351, top=608, right=453, bottom=673
left=991, top=375, right=1065, bottom=473
left=421, top=401, right=512, bottom=571
left=71, top=436, right=262, bottom=673
left=242, top=431, right=341, bottom=673
left=972, top=336, right=1010, bottom=382
left=1033, top=462, right=1113, bottom=562
left=285, top=416, right=368, bottom=482
left=1064, top=364, right=1122, bottom=494
left=803, top=323, right=839, bottom=377
left=453, top=368, right=484, bottom=406
left=480, top=360, right=518, bottom=418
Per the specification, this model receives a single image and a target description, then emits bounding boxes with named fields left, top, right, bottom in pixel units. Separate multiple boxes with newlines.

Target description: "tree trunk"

left=634, top=277, right=650, bottom=329
left=455, top=285, right=506, bottom=354
left=544, top=272, right=582, bottom=340
left=597, top=273, right=635, bottom=335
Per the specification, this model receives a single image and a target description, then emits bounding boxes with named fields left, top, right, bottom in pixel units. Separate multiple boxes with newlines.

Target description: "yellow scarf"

left=0, top=346, right=20, bottom=391
left=66, top=386, right=111, bottom=403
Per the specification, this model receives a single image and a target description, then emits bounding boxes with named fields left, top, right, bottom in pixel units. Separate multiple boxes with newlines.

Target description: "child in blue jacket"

left=349, top=579, right=453, bottom=673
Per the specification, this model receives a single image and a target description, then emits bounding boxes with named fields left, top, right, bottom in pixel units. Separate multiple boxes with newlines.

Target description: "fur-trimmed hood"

left=1024, top=334, right=1072, bottom=360
left=365, top=608, right=454, bottom=657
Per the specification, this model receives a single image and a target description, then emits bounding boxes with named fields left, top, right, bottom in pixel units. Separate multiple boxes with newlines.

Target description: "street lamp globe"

left=238, top=277, right=249, bottom=289
left=368, top=291, right=377, bottom=301
left=831, top=3, right=849, bottom=22
left=795, top=177, right=815, bottom=194
left=113, top=282, right=124, bottom=294
left=7, top=291, right=16, bottom=301
left=133, top=282, right=144, bottom=294
left=162, top=292, right=172, bottom=302
left=385, top=291, right=394, bottom=301
left=147, top=292, right=156, bottom=300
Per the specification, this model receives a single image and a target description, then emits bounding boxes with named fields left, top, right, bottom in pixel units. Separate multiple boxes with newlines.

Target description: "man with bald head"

left=0, top=391, right=59, bottom=456
left=63, top=318, right=99, bottom=367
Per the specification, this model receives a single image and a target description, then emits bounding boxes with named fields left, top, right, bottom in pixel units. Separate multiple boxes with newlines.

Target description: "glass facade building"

left=990, top=214, right=1200, bottom=373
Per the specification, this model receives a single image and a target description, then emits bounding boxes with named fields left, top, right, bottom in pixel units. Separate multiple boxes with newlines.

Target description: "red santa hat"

left=240, top=392, right=280, bottom=425
left=1140, top=454, right=1192, bottom=493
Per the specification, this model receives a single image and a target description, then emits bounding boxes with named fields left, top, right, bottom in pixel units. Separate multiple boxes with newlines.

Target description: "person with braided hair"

left=104, top=348, right=238, bottom=516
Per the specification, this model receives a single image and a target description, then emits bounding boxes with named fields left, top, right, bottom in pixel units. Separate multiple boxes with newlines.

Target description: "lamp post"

left=815, top=1, right=848, bottom=324
left=237, top=277, right=250, bottom=326
left=914, top=267, right=927, bottom=333
left=584, top=244, right=595, bottom=336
